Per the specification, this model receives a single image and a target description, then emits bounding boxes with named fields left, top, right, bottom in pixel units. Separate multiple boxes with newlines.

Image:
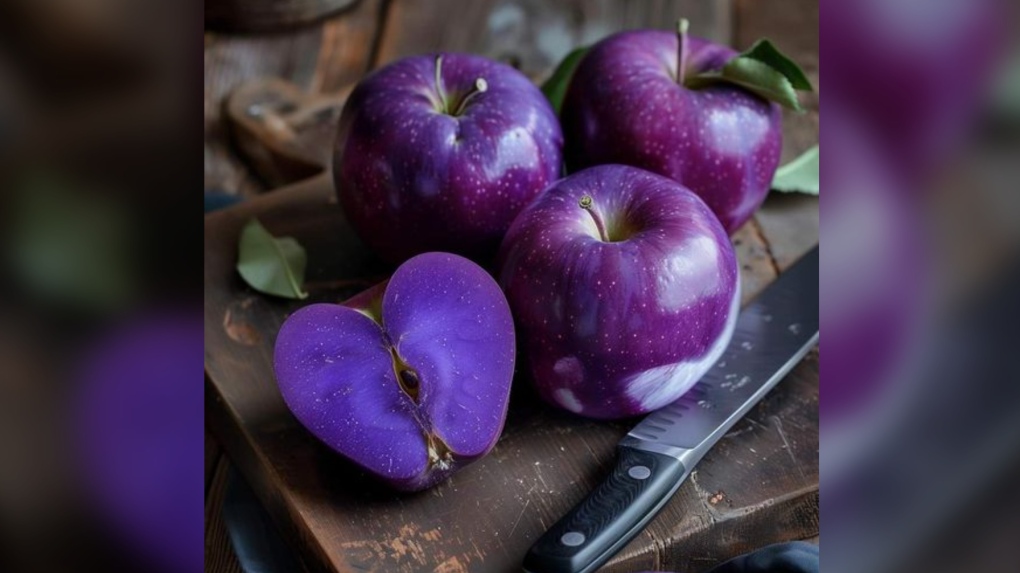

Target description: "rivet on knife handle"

left=522, top=446, right=687, bottom=573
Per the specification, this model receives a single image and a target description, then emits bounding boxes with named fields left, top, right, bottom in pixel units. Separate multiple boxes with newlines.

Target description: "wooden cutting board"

left=204, top=166, right=819, bottom=572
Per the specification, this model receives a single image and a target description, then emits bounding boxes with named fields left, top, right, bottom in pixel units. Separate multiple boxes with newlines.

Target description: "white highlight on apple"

left=705, top=106, right=770, bottom=155
left=555, top=388, right=584, bottom=414
left=625, top=282, right=740, bottom=411
left=655, top=235, right=722, bottom=311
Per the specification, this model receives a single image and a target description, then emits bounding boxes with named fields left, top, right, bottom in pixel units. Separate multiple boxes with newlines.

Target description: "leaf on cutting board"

left=771, top=145, right=819, bottom=195
left=540, top=46, right=590, bottom=115
left=236, top=218, right=309, bottom=299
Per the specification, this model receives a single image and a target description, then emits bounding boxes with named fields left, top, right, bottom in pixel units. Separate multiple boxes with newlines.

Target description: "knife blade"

left=523, top=246, right=819, bottom=573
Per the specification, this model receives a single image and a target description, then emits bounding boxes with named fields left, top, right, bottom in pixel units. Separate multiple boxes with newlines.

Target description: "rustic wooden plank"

left=734, top=0, right=817, bottom=72
left=373, top=0, right=732, bottom=80
left=204, top=0, right=385, bottom=196
left=730, top=218, right=779, bottom=305
left=755, top=195, right=819, bottom=272
left=204, top=3, right=819, bottom=569
left=204, top=172, right=818, bottom=572
left=206, top=458, right=245, bottom=573
left=223, top=78, right=351, bottom=187
left=206, top=0, right=361, bottom=33
left=207, top=428, right=222, bottom=494
left=734, top=0, right=819, bottom=165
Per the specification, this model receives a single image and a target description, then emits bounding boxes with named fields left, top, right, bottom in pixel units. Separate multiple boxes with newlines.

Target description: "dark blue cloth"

left=707, top=542, right=819, bottom=573
left=204, top=191, right=243, bottom=213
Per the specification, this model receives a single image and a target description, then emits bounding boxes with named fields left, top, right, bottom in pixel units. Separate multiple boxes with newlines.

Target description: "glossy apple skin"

left=274, top=253, right=516, bottom=491
left=561, top=31, right=782, bottom=234
left=334, top=53, right=563, bottom=264
left=498, top=165, right=739, bottom=419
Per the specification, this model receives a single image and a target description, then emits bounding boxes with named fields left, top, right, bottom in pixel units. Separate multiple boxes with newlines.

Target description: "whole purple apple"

left=561, top=27, right=795, bottom=233
left=334, top=53, right=563, bottom=264
left=273, top=252, right=515, bottom=491
left=498, top=165, right=739, bottom=419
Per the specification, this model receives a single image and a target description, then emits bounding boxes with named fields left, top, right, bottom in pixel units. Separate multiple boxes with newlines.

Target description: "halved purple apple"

left=273, top=252, right=515, bottom=491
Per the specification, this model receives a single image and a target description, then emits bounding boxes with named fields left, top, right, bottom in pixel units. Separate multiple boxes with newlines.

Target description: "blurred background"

left=0, top=0, right=1015, bottom=571
left=821, top=0, right=1020, bottom=571
left=1, top=0, right=202, bottom=572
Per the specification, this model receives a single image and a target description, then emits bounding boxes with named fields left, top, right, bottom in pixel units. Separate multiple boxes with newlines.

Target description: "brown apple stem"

left=451, top=78, right=488, bottom=116
left=579, top=195, right=609, bottom=242
left=434, top=54, right=449, bottom=112
left=676, top=18, right=690, bottom=86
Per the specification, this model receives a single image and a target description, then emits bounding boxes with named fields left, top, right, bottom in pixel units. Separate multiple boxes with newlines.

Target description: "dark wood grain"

left=206, top=458, right=245, bottom=573
left=204, top=0, right=385, bottom=197
left=224, top=78, right=350, bottom=187
left=205, top=2, right=820, bottom=570
left=204, top=173, right=818, bottom=572
left=734, top=0, right=819, bottom=287
left=206, top=0, right=362, bottom=33
left=207, top=429, right=222, bottom=494
left=755, top=194, right=820, bottom=271
left=373, top=0, right=731, bottom=80
left=735, top=0, right=819, bottom=165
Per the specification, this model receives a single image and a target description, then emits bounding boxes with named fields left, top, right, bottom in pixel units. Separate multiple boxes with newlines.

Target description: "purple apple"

left=334, top=53, right=563, bottom=264
left=497, top=165, right=739, bottom=419
left=560, top=28, right=784, bottom=234
left=273, top=252, right=515, bottom=491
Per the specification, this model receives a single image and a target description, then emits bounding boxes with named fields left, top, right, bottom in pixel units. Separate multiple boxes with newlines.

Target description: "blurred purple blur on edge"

left=0, top=0, right=203, bottom=571
left=77, top=313, right=204, bottom=573
left=823, top=0, right=1020, bottom=571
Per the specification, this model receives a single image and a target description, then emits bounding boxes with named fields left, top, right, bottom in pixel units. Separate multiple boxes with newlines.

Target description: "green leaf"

left=541, top=46, right=590, bottom=115
left=685, top=38, right=813, bottom=111
left=687, top=57, right=803, bottom=111
left=771, top=145, right=819, bottom=195
left=739, top=39, right=813, bottom=91
left=236, top=218, right=309, bottom=299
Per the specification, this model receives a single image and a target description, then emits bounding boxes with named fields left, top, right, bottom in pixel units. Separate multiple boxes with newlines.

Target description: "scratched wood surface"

left=204, top=1, right=819, bottom=571
left=204, top=176, right=818, bottom=573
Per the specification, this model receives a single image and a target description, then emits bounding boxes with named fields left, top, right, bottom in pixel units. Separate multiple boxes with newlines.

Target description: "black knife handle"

left=523, top=446, right=687, bottom=573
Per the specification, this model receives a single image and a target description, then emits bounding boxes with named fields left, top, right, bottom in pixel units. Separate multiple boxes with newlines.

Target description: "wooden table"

left=204, top=2, right=818, bottom=571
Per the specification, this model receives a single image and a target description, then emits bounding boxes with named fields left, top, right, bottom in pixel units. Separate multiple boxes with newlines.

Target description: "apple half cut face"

left=273, top=252, right=515, bottom=491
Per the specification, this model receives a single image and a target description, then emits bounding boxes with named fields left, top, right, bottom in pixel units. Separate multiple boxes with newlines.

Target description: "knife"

left=523, top=246, right=819, bottom=573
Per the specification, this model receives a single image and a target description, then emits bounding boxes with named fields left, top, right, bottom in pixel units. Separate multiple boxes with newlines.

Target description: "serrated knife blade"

left=523, top=246, right=819, bottom=573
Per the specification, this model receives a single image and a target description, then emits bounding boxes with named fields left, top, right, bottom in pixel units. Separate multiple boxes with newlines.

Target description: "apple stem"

left=434, top=54, right=449, bottom=112
left=451, top=78, right=489, bottom=116
left=579, top=195, right=609, bottom=242
left=676, top=18, right=689, bottom=86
